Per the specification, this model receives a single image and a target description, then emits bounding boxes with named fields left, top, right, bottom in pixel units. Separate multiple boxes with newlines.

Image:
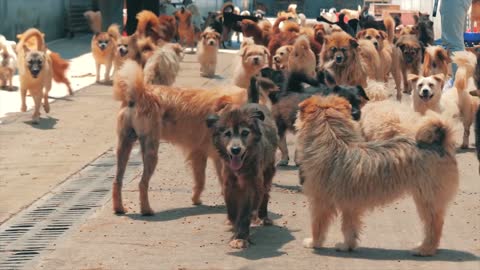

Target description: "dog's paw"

left=140, top=207, right=154, bottom=216
left=43, top=104, right=50, bottom=113
left=460, top=143, right=469, bottom=149
left=277, top=159, right=289, bottom=166
left=31, top=115, right=40, bottom=124
left=411, top=245, right=436, bottom=257
left=335, top=242, right=354, bottom=252
left=229, top=239, right=248, bottom=249
left=303, top=238, right=322, bottom=249
left=191, top=197, right=202, bottom=205
left=262, top=217, right=273, bottom=226
left=20, top=105, right=27, bottom=112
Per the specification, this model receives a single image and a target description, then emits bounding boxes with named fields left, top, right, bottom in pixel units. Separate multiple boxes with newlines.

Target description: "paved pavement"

left=0, top=36, right=479, bottom=270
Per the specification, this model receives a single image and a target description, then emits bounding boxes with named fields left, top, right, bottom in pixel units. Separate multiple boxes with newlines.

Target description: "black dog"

left=221, top=3, right=259, bottom=47
left=414, top=13, right=434, bottom=46
left=317, top=13, right=358, bottom=37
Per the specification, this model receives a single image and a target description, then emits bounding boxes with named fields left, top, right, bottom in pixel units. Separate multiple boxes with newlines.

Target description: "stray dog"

left=136, top=10, right=165, bottom=43
left=288, top=35, right=316, bottom=77
left=91, top=24, right=119, bottom=83
left=317, top=13, right=358, bottom=37
left=158, top=15, right=177, bottom=42
left=408, top=73, right=445, bottom=114
left=297, top=95, right=458, bottom=256
left=174, top=7, right=196, bottom=52
left=414, top=13, right=434, bottom=46
left=272, top=45, right=292, bottom=70
left=421, top=46, right=450, bottom=77
left=136, top=37, right=157, bottom=67
left=16, top=28, right=53, bottom=123
left=197, top=28, right=220, bottom=78
left=207, top=104, right=277, bottom=248
left=396, top=34, right=423, bottom=94
left=112, top=60, right=247, bottom=215
left=84, top=10, right=102, bottom=33
left=233, top=38, right=269, bottom=88
left=144, top=43, right=183, bottom=86
left=113, top=33, right=138, bottom=74
left=0, top=37, right=17, bottom=90
left=240, top=19, right=271, bottom=46
left=221, top=2, right=259, bottom=46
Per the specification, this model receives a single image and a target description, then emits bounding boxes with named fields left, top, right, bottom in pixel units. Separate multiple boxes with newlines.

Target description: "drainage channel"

left=0, top=147, right=142, bottom=270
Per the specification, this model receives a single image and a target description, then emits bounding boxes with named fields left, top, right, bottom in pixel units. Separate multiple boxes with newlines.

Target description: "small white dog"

left=233, top=38, right=269, bottom=89
left=0, top=35, right=17, bottom=90
left=197, top=28, right=220, bottom=78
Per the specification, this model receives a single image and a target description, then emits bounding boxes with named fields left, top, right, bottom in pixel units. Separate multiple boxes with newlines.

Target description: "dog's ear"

left=214, top=32, right=221, bottom=41
left=407, top=73, right=420, bottom=83
left=214, top=95, right=233, bottom=113
left=23, top=44, right=30, bottom=53
left=200, top=32, right=208, bottom=40
left=396, top=42, right=405, bottom=51
left=263, top=47, right=271, bottom=58
left=437, top=49, right=451, bottom=63
left=469, top=89, right=480, bottom=97
left=94, top=32, right=100, bottom=37
left=286, top=45, right=293, bottom=53
left=379, top=30, right=388, bottom=40
left=355, top=85, right=369, bottom=101
left=206, top=114, right=219, bottom=128
left=250, top=109, right=265, bottom=121
left=432, top=73, right=445, bottom=83
left=349, top=38, right=359, bottom=48
left=356, top=29, right=366, bottom=39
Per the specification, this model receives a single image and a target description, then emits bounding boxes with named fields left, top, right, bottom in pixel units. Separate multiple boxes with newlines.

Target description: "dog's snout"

left=373, top=41, right=378, bottom=48
left=230, top=146, right=241, bottom=155
left=253, top=57, right=260, bottom=64
left=208, top=40, right=215, bottom=46
left=351, top=109, right=361, bottom=121
left=273, top=56, right=280, bottom=62
left=335, top=55, right=343, bottom=63
left=421, top=89, right=429, bottom=96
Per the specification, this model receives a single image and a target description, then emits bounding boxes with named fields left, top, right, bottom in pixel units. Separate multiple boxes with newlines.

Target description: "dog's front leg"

left=277, top=134, right=289, bottom=166
left=138, top=136, right=159, bottom=216
left=105, top=61, right=113, bottom=82
left=95, top=62, right=101, bottom=82
left=20, top=86, right=27, bottom=112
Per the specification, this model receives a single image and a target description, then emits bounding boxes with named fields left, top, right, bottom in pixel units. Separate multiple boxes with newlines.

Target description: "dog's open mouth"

left=419, top=93, right=433, bottom=101
left=229, top=152, right=246, bottom=171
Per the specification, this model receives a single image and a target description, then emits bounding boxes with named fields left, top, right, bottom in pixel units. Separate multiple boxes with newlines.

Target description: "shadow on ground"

left=312, top=247, right=479, bottom=262
left=24, top=116, right=58, bottom=129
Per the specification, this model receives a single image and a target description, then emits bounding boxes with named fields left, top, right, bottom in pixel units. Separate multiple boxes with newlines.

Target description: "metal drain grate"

left=0, top=147, right=142, bottom=270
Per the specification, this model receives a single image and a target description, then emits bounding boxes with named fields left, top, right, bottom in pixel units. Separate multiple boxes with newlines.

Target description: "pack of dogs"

left=1, top=1, right=479, bottom=256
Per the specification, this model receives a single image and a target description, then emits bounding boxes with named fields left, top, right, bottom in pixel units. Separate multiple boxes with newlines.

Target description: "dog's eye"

left=418, top=83, right=423, bottom=87
left=224, top=131, right=232, bottom=138
left=432, top=63, right=437, bottom=68
left=241, top=130, right=250, bottom=137
left=376, top=35, right=380, bottom=39
left=366, top=36, right=372, bottom=40
left=428, top=83, right=434, bottom=87
left=341, top=48, right=347, bottom=52
left=280, top=52, right=284, bottom=56
left=330, top=47, right=337, bottom=52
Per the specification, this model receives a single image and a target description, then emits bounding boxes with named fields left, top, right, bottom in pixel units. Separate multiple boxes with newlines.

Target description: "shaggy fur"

left=233, top=38, right=269, bottom=88
left=288, top=35, right=316, bottom=77
left=476, top=105, right=480, bottom=174
left=396, top=34, right=423, bottom=94
left=267, top=16, right=299, bottom=66
left=112, top=60, right=247, bottom=215
left=240, top=19, right=271, bottom=46
left=422, top=46, right=450, bottom=77
left=272, top=45, right=292, bottom=71
left=158, top=15, right=177, bottom=42
left=16, top=28, right=53, bottom=123
left=296, top=95, right=459, bottom=256
left=136, top=10, right=165, bottom=43
left=114, top=33, right=138, bottom=74
left=91, top=24, right=119, bottom=83
left=136, top=37, right=157, bottom=67
left=207, top=104, right=277, bottom=248
left=408, top=73, right=445, bottom=114
left=414, top=13, right=434, bottom=46
left=0, top=38, right=17, bottom=90
left=197, top=28, right=220, bottom=78
left=84, top=10, right=102, bottom=33
left=144, top=43, right=183, bottom=86
left=174, top=7, right=196, bottom=51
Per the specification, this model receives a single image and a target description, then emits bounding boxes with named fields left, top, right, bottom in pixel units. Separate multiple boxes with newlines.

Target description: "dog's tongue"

left=230, top=156, right=243, bottom=171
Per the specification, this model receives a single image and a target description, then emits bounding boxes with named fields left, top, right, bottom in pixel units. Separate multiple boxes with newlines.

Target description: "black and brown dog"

left=207, top=103, right=277, bottom=249
left=396, top=34, right=423, bottom=94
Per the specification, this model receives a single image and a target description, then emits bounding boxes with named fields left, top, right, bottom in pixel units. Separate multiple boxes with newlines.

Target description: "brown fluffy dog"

left=174, top=7, right=196, bottom=51
left=136, top=10, right=165, bottom=43
left=136, top=37, right=157, bottom=67
left=112, top=60, right=247, bottom=215
left=319, top=31, right=380, bottom=87
left=197, top=28, right=220, bottom=78
left=0, top=42, right=16, bottom=90
left=267, top=16, right=299, bottom=66
left=272, top=45, right=292, bottom=70
left=158, top=15, right=177, bottom=42
left=144, top=43, right=183, bottom=85
left=233, top=38, right=269, bottom=88
left=396, top=34, right=423, bottom=94
left=91, top=24, right=119, bottom=83
left=207, top=104, right=277, bottom=248
left=113, top=33, right=138, bottom=74
left=421, top=45, right=450, bottom=77
left=296, top=95, right=459, bottom=256
left=16, top=28, right=53, bottom=123
left=240, top=19, right=271, bottom=46
left=288, top=35, right=316, bottom=77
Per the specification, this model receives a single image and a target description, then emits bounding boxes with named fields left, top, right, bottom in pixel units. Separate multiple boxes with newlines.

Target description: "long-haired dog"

left=297, top=95, right=458, bottom=256
left=136, top=10, right=165, bottom=43
left=288, top=35, right=316, bottom=77
left=414, top=13, right=434, bottom=46
left=267, top=16, right=299, bottom=66
left=158, top=15, right=177, bottom=42
left=174, top=7, right=196, bottom=52
left=476, top=105, right=480, bottom=174
left=396, top=34, right=423, bottom=94
left=233, top=38, right=269, bottom=88
left=272, top=45, right=292, bottom=70
left=319, top=31, right=380, bottom=87
left=91, top=24, right=119, bottom=83
left=0, top=37, right=17, bottom=90
left=135, top=36, right=157, bottom=67
left=84, top=10, right=102, bottom=33
left=197, top=28, right=220, bottom=78
left=421, top=46, right=450, bottom=77
left=408, top=73, right=445, bottom=114
left=206, top=104, right=277, bottom=248
left=112, top=60, right=247, bottom=215
left=16, top=28, right=53, bottom=123
left=144, top=43, right=183, bottom=86
left=113, top=33, right=138, bottom=74
left=240, top=19, right=271, bottom=46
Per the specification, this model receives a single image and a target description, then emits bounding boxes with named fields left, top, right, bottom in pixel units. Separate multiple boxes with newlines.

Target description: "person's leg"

left=441, top=0, right=472, bottom=77
left=98, top=0, right=124, bottom=31
left=126, top=0, right=141, bottom=35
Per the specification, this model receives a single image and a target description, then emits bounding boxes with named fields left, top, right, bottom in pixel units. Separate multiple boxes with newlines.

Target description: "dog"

left=113, top=33, right=138, bottom=74
left=16, top=28, right=53, bottom=123
left=396, top=34, right=423, bottom=94
left=135, top=36, right=157, bottom=67
left=158, top=15, right=177, bottom=42
left=267, top=16, right=300, bottom=66
left=240, top=19, right=271, bottom=47
left=317, top=13, right=358, bottom=37
left=91, top=24, right=119, bottom=83
left=112, top=60, right=248, bottom=215
left=174, top=7, right=196, bottom=52
left=272, top=45, right=292, bottom=71
left=206, top=104, right=277, bottom=248
left=233, top=38, right=269, bottom=89
left=221, top=2, right=259, bottom=46
left=319, top=31, right=381, bottom=87
left=197, top=28, right=220, bottom=78
left=414, top=13, right=434, bottom=46
left=408, top=73, right=445, bottom=114
left=288, top=35, right=316, bottom=77
left=84, top=10, right=102, bottom=33
left=296, top=95, right=458, bottom=256
left=136, top=10, right=165, bottom=43
left=144, top=43, right=183, bottom=85
left=476, top=105, right=480, bottom=174
left=421, top=46, right=450, bottom=77
left=0, top=37, right=17, bottom=90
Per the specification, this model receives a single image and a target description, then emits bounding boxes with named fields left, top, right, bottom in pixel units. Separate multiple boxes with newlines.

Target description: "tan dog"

left=421, top=46, right=450, bottom=77
left=174, top=7, right=196, bottom=52
left=91, top=24, right=119, bottom=83
left=84, top=10, right=102, bottom=33
left=297, top=95, right=458, bottom=257
left=0, top=38, right=17, bottom=90
left=396, top=34, right=423, bottom=94
left=16, top=28, right=53, bottom=123
left=233, top=38, right=269, bottom=88
left=113, top=34, right=138, bottom=75
left=288, top=35, right=316, bottom=77
left=408, top=73, right=445, bottom=114
left=144, top=43, right=183, bottom=86
left=112, top=60, right=247, bottom=214
left=272, top=45, right=292, bottom=70
left=197, top=28, right=220, bottom=78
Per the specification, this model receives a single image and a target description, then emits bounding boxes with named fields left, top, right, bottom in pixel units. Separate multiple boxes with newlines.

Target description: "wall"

left=0, top=0, right=67, bottom=42
left=391, top=0, right=441, bottom=39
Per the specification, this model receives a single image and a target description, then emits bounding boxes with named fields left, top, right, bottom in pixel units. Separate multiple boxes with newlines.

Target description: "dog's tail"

left=107, top=24, right=121, bottom=40
left=415, top=113, right=456, bottom=156
left=50, top=52, right=73, bottom=94
left=452, top=51, right=477, bottom=93
left=273, top=16, right=289, bottom=34
left=18, top=28, right=45, bottom=52
left=144, top=45, right=181, bottom=86
left=364, top=79, right=390, bottom=101
left=136, top=10, right=160, bottom=37
left=384, top=15, right=395, bottom=43
left=113, top=60, right=152, bottom=108
left=293, top=35, right=311, bottom=52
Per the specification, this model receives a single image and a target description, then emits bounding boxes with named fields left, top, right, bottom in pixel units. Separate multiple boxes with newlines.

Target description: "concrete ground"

left=0, top=35, right=479, bottom=270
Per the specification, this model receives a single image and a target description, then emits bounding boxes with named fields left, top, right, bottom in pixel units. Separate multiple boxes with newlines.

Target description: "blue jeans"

left=441, top=0, right=472, bottom=76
